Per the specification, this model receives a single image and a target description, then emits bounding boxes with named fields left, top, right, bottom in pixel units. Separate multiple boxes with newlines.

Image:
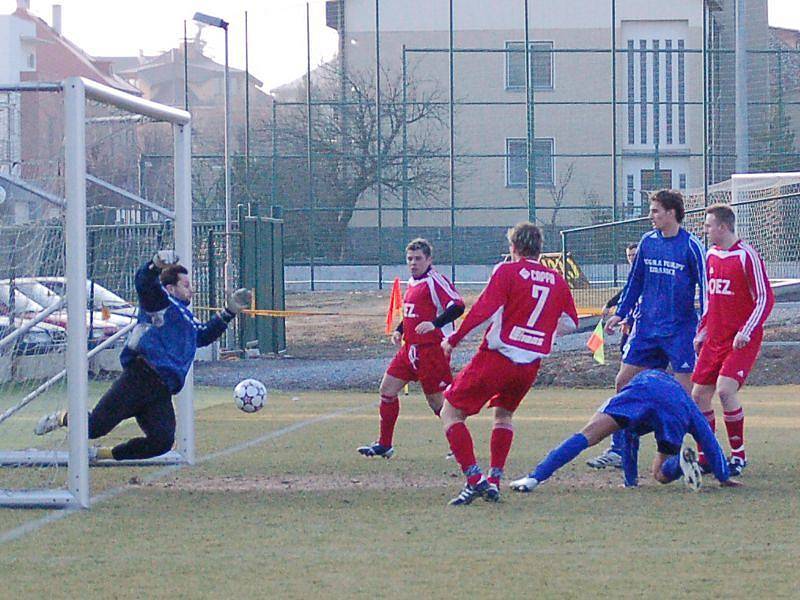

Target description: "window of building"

left=678, top=39, right=686, bottom=144
left=506, top=138, right=555, bottom=187
left=679, top=173, right=687, bottom=190
left=505, top=41, right=554, bottom=90
left=652, top=40, right=660, bottom=147
left=665, top=40, right=673, bottom=145
left=627, top=40, right=635, bottom=145
left=626, top=174, right=635, bottom=217
left=640, top=169, right=672, bottom=192
left=639, top=40, right=648, bottom=144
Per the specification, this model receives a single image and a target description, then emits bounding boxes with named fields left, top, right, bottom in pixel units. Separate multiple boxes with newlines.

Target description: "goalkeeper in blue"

left=588, top=189, right=707, bottom=469
left=510, top=370, right=741, bottom=492
left=34, top=250, right=252, bottom=461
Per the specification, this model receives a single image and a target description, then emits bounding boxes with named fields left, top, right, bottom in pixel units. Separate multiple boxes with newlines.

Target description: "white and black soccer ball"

left=233, top=378, right=267, bottom=413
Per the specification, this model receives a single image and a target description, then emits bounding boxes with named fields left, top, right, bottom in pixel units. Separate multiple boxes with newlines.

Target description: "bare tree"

left=277, top=64, right=450, bottom=259
left=547, top=161, right=575, bottom=227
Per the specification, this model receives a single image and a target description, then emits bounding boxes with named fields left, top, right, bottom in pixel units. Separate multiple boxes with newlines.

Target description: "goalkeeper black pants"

left=88, top=357, right=175, bottom=460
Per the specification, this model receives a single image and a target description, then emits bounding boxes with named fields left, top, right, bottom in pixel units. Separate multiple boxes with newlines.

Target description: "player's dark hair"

left=626, top=242, right=638, bottom=251
left=705, top=203, right=736, bottom=232
left=160, top=264, right=189, bottom=286
left=406, top=238, right=433, bottom=258
left=650, top=189, right=685, bottom=223
left=507, top=221, right=543, bottom=258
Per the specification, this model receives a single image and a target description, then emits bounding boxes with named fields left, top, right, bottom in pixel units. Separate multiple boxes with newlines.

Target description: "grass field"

left=1, top=384, right=799, bottom=598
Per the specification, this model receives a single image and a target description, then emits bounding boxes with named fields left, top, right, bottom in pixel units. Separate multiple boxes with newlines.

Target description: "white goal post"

left=0, top=77, right=192, bottom=508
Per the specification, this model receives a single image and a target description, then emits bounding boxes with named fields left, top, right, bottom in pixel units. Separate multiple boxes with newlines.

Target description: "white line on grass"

left=0, top=401, right=373, bottom=546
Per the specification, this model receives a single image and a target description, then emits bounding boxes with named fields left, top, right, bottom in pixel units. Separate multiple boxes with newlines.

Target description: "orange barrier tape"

left=192, top=306, right=382, bottom=318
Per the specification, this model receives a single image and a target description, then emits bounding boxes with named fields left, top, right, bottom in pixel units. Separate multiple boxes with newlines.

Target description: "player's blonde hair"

left=705, top=203, right=736, bottom=232
left=507, top=222, right=543, bottom=258
left=406, top=238, right=433, bottom=258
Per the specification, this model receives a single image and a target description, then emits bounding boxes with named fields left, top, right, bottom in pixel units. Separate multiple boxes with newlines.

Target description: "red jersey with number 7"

left=698, top=240, right=774, bottom=343
left=448, top=259, right=578, bottom=364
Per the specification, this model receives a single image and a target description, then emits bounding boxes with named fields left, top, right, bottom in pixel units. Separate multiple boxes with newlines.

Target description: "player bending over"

left=510, top=370, right=740, bottom=493
left=357, top=238, right=464, bottom=459
left=691, top=204, right=774, bottom=476
left=440, top=222, right=578, bottom=505
left=35, top=251, right=251, bottom=461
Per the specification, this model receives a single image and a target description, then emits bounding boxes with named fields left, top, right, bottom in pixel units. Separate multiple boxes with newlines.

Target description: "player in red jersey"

left=439, top=223, right=579, bottom=505
left=691, top=203, right=774, bottom=476
left=357, top=238, right=465, bottom=459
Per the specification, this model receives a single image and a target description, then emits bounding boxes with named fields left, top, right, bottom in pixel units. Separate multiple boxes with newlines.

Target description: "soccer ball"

left=233, top=378, right=267, bottom=413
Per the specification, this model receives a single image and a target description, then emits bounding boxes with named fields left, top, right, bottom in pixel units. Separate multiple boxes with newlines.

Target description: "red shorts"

left=691, top=330, right=763, bottom=387
left=444, top=348, right=540, bottom=416
left=386, top=343, right=453, bottom=395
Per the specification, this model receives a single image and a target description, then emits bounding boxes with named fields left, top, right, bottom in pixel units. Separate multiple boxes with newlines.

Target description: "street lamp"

left=193, top=11, right=232, bottom=294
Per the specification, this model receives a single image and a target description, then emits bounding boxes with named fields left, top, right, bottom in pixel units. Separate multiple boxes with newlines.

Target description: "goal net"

left=730, top=172, right=800, bottom=279
left=0, top=78, right=191, bottom=508
left=560, top=171, right=800, bottom=312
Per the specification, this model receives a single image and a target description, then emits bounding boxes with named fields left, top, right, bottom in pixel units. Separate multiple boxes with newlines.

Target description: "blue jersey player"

left=35, top=251, right=252, bottom=461
left=510, top=370, right=740, bottom=492
left=588, top=190, right=706, bottom=469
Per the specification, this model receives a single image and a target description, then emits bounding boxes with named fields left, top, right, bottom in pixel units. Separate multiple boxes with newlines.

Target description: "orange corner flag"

left=587, top=320, right=605, bottom=365
left=385, top=277, right=403, bottom=334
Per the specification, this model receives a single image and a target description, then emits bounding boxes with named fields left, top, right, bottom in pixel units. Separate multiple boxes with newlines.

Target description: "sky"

left=2, top=0, right=799, bottom=92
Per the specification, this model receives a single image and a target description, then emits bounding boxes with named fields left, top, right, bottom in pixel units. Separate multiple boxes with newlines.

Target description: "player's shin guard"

left=697, top=410, right=716, bottom=466
left=488, top=423, right=514, bottom=485
left=532, top=433, right=589, bottom=483
left=660, top=455, right=683, bottom=483
left=724, top=408, right=745, bottom=461
left=378, top=395, right=400, bottom=448
left=445, top=422, right=482, bottom=486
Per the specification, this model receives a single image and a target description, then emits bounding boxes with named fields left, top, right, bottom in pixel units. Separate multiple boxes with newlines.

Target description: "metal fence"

left=128, top=1, right=800, bottom=290
left=561, top=190, right=800, bottom=311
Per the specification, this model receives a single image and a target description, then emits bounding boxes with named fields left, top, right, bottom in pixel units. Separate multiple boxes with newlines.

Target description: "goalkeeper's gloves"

left=222, top=288, right=252, bottom=321
left=152, top=250, right=180, bottom=270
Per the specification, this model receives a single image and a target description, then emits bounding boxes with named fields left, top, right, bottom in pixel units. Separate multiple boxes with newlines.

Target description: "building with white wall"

left=323, top=0, right=768, bottom=235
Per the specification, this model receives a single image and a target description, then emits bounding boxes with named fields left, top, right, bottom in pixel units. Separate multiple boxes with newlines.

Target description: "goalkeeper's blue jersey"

left=121, top=262, right=229, bottom=394
left=615, top=228, right=706, bottom=338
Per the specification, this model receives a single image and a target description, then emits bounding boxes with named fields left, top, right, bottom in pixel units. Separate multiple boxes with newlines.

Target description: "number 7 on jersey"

left=509, top=284, right=549, bottom=346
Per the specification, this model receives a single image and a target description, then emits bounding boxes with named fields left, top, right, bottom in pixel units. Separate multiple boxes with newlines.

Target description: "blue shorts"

left=622, top=324, right=696, bottom=373
left=599, top=389, right=685, bottom=455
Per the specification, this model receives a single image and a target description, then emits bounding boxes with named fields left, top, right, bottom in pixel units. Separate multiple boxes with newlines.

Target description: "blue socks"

left=532, top=433, right=589, bottom=482
left=660, top=455, right=683, bottom=482
left=609, top=430, right=624, bottom=454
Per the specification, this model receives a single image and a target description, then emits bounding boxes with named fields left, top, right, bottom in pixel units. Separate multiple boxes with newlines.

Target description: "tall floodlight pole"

left=375, top=0, right=383, bottom=289
left=306, top=3, right=315, bottom=290
left=194, top=11, right=232, bottom=293
left=524, top=0, right=536, bottom=223
left=448, top=0, right=456, bottom=282
left=245, top=11, right=251, bottom=199
left=734, top=0, right=749, bottom=172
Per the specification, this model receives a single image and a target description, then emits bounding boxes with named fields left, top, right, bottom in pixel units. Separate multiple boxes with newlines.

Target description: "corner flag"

left=587, top=320, right=605, bottom=365
left=385, top=277, right=403, bottom=334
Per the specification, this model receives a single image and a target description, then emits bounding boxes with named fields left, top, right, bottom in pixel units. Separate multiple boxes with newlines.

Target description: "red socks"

left=445, top=422, right=481, bottom=485
left=724, top=407, right=745, bottom=460
left=697, top=410, right=716, bottom=466
left=488, top=424, right=514, bottom=485
left=378, top=395, right=399, bottom=448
